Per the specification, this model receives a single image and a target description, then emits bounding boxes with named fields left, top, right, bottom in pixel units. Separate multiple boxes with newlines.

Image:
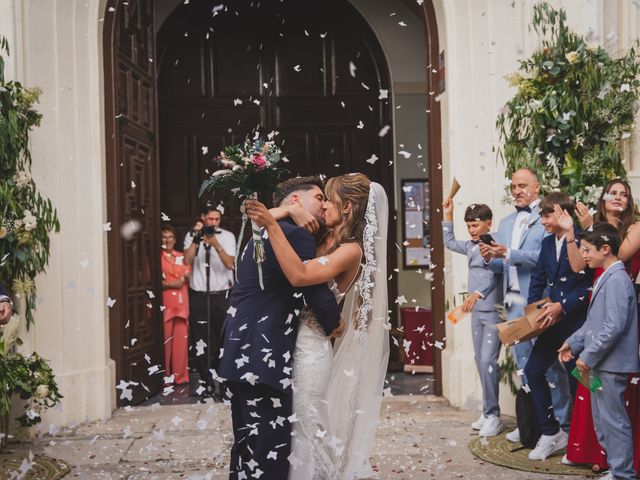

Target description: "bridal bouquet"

left=199, top=136, right=289, bottom=289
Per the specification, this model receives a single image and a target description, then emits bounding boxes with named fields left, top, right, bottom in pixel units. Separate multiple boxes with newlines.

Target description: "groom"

left=218, top=176, right=341, bottom=480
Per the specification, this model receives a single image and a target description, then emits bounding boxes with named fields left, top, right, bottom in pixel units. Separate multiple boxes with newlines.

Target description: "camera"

left=202, top=225, right=217, bottom=237
left=193, top=225, right=220, bottom=244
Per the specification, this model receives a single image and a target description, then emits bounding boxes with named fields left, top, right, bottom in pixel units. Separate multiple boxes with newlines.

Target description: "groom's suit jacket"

left=218, top=220, right=340, bottom=393
left=0, top=283, right=8, bottom=299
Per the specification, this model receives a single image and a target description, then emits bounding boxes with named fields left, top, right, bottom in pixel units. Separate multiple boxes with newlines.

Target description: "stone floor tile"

left=40, top=437, right=134, bottom=466
left=124, top=432, right=230, bottom=464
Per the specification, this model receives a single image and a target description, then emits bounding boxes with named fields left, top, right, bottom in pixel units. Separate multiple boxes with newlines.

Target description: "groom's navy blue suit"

left=218, top=220, right=340, bottom=480
left=0, top=283, right=8, bottom=298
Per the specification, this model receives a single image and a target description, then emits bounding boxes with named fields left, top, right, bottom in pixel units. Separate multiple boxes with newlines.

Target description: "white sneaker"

left=479, top=416, right=504, bottom=437
left=528, top=429, right=568, bottom=461
left=561, top=454, right=577, bottom=466
left=596, top=473, right=612, bottom=480
left=471, top=414, right=486, bottom=431
left=505, top=427, right=520, bottom=443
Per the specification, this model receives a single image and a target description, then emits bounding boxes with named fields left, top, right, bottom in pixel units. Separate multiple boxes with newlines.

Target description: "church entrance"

left=103, top=0, right=443, bottom=405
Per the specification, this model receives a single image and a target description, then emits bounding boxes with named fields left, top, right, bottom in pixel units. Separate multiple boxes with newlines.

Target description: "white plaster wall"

left=434, top=0, right=640, bottom=416
left=0, top=0, right=114, bottom=429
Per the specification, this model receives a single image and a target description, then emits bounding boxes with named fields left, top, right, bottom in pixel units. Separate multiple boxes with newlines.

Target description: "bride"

left=245, top=173, right=390, bottom=479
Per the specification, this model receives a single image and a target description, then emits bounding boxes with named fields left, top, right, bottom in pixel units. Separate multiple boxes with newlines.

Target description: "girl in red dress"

left=561, top=178, right=640, bottom=475
left=161, top=225, right=191, bottom=385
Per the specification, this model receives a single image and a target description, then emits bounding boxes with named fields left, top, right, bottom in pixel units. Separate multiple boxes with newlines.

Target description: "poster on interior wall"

left=402, top=179, right=430, bottom=269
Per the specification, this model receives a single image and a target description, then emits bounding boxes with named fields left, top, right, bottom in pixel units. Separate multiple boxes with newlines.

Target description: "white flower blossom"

left=13, top=171, right=32, bottom=188
left=22, top=210, right=37, bottom=231
left=35, top=384, right=50, bottom=399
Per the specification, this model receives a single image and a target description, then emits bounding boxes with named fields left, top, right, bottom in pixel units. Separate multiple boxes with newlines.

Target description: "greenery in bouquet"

left=199, top=137, right=290, bottom=201
left=0, top=37, right=60, bottom=327
left=0, top=316, right=62, bottom=428
left=496, top=2, right=640, bottom=205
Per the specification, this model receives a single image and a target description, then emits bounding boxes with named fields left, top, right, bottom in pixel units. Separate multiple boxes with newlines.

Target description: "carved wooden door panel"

left=104, top=0, right=163, bottom=405
left=157, top=1, right=397, bottom=306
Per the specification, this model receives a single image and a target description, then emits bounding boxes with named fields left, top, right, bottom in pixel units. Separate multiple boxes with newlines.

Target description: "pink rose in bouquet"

left=251, top=153, right=268, bottom=171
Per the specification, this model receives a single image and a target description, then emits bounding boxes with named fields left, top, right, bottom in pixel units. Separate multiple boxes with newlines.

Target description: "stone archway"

left=101, top=0, right=444, bottom=405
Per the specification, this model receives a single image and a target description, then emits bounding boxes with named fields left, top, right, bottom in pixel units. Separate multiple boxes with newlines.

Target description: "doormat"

left=469, top=432, right=599, bottom=477
left=0, top=452, right=70, bottom=480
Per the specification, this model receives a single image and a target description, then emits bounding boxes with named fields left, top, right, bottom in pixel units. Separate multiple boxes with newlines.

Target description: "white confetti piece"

left=365, top=154, right=379, bottom=165
left=378, top=125, right=391, bottom=137
left=106, top=297, right=116, bottom=308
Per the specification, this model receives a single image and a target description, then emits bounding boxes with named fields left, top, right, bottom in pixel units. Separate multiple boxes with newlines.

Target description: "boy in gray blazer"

left=442, top=199, right=503, bottom=436
left=559, top=223, right=639, bottom=480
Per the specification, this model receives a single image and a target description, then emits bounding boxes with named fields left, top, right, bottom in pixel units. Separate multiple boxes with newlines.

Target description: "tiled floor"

left=2, top=396, right=578, bottom=479
left=140, top=372, right=436, bottom=406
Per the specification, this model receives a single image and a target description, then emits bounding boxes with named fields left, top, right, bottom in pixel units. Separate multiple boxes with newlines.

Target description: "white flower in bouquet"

left=220, top=159, right=237, bottom=169
left=212, top=169, right=233, bottom=177
left=22, top=210, right=37, bottom=231
left=14, top=170, right=32, bottom=188
left=35, top=384, right=50, bottom=399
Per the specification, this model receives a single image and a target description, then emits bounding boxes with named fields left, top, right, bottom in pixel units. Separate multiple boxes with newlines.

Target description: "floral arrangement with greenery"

left=496, top=2, right=640, bottom=205
left=0, top=37, right=60, bottom=328
left=0, top=315, right=62, bottom=428
left=199, top=136, right=289, bottom=289
left=0, top=38, right=61, bottom=437
left=496, top=3, right=640, bottom=392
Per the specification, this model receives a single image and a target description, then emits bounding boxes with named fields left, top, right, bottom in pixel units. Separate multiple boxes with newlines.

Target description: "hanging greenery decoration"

left=496, top=2, right=640, bottom=205
left=0, top=37, right=60, bottom=328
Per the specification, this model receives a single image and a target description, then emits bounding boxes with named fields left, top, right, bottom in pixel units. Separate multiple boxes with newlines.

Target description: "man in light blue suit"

left=481, top=168, right=571, bottom=442
left=560, top=223, right=639, bottom=480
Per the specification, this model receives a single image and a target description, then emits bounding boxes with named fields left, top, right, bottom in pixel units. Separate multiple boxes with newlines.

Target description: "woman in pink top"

left=161, top=226, right=190, bottom=385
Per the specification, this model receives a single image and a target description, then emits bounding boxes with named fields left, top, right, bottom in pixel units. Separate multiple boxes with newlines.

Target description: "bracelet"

left=566, top=237, right=575, bottom=243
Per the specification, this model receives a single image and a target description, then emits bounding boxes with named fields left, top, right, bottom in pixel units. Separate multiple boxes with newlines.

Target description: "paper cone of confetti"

left=448, top=177, right=461, bottom=199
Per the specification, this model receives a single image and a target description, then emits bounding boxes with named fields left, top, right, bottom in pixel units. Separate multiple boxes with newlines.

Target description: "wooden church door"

left=157, top=0, right=396, bottom=299
left=104, top=0, right=164, bottom=405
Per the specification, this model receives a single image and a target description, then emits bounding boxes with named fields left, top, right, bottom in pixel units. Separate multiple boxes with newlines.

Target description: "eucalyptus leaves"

left=496, top=3, right=640, bottom=204
left=0, top=37, right=60, bottom=327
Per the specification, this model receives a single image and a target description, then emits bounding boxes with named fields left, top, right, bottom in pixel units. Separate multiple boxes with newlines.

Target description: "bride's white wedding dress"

left=288, top=182, right=390, bottom=480
left=288, top=278, right=356, bottom=480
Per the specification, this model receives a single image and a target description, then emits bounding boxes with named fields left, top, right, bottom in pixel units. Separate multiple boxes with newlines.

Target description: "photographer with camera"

left=184, top=202, right=236, bottom=399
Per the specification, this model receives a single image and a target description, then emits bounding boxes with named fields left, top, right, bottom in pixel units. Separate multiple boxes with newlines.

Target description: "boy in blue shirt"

left=442, top=198, right=503, bottom=436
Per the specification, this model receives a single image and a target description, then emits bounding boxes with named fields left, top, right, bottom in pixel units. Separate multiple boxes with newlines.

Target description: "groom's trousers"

left=226, top=381, right=293, bottom=480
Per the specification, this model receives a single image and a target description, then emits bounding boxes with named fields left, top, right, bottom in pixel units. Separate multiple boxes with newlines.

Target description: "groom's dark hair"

left=273, top=176, right=325, bottom=206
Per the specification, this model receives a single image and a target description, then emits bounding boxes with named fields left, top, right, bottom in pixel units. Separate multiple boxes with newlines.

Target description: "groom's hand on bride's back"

left=330, top=316, right=346, bottom=338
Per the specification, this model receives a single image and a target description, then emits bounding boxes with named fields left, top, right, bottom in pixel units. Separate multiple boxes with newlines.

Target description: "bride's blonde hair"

left=325, top=173, right=371, bottom=248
